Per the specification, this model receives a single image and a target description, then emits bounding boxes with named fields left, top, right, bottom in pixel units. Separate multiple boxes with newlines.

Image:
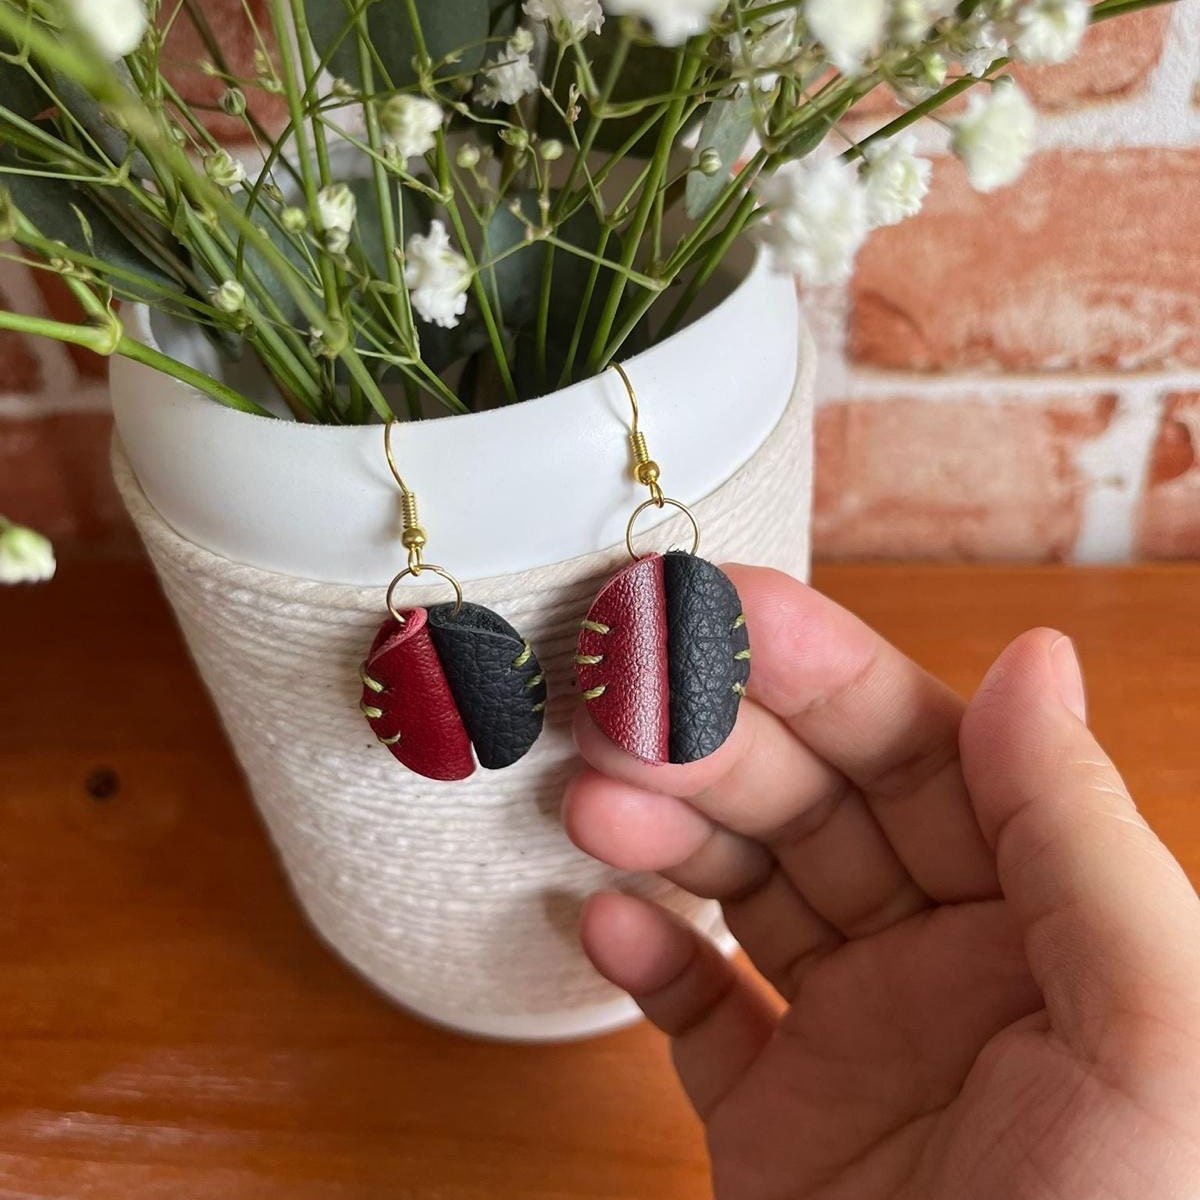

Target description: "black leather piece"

left=426, top=602, right=546, bottom=771
left=662, top=552, right=750, bottom=765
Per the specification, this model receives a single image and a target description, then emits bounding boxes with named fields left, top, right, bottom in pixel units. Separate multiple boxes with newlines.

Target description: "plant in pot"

left=0, top=0, right=1171, bottom=1040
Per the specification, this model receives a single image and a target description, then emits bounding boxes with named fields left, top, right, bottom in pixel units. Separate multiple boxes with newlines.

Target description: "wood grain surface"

left=0, top=560, right=1196, bottom=1200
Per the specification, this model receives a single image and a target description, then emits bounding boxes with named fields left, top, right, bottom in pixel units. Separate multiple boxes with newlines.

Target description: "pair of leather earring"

left=359, top=364, right=750, bottom=782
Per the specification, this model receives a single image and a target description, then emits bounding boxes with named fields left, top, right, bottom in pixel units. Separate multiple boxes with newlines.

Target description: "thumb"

left=960, top=629, right=1200, bottom=1061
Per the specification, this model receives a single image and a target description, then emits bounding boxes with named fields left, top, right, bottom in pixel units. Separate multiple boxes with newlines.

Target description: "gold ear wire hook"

left=384, top=419, right=429, bottom=574
left=609, top=364, right=701, bottom=560
left=610, top=362, right=665, bottom=509
left=382, top=420, right=464, bottom=621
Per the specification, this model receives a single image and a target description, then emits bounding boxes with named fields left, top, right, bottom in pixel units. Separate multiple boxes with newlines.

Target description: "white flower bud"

left=220, top=87, right=247, bottom=116
left=316, top=183, right=357, bottom=236
left=281, top=206, right=308, bottom=233
left=378, top=95, right=444, bottom=160
left=540, top=138, right=565, bottom=161
left=455, top=142, right=482, bottom=170
left=211, top=279, right=247, bottom=313
left=0, top=519, right=56, bottom=585
left=697, top=147, right=723, bottom=176
left=204, top=149, right=246, bottom=188
left=63, top=0, right=148, bottom=60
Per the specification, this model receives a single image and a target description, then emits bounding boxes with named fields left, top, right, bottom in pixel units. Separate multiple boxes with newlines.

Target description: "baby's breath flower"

left=951, top=78, right=1037, bottom=193
left=0, top=519, right=55, bottom=585
left=540, top=138, right=565, bottom=161
left=861, top=135, right=931, bottom=229
left=402, top=220, right=471, bottom=329
left=524, top=0, right=604, bottom=41
left=602, top=0, right=725, bottom=47
left=63, top=0, right=148, bottom=60
left=477, top=36, right=541, bottom=107
left=281, top=206, right=308, bottom=233
left=204, top=149, right=246, bottom=189
left=378, top=95, right=444, bottom=160
left=949, top=12, right=1009, bottom=77
left=728, top=1, right=799, bottom=92
left=755, top=157, right=869, bottom=287
left=804, top=0, right=888, bottom=75
left=1009, top=0, right=1089, bottom=65
left=211, top=279, right=247, bottom=313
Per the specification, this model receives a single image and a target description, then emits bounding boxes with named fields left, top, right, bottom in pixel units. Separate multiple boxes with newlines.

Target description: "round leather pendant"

left=360, top=602, right=547, bottom=782
left=576, top=551, right=750, bottom=765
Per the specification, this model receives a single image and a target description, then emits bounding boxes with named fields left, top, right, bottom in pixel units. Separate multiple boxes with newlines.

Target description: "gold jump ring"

left=386, top=564, right=465, bottom=624
left=625, top=497, right=701, bottom=561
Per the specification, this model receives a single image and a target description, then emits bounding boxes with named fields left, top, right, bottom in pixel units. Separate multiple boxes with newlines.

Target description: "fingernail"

left=1050, top=635, right=1087, bottom=723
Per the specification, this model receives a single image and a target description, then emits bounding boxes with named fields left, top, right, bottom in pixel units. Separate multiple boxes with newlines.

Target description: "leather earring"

left=575, top=364, right=750, bottom=766
left=359, top=421, right=547, bottom=782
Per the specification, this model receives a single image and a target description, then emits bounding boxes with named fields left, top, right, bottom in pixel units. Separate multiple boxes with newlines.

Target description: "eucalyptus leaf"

left=0, top=52, right=49, bottom=121
left=686, top=90, right=755, bottom=220
left=303, top=0, right=491, bottom=91
left=1, top=149, right=180, bottom=297
left=483, top=189, right=647, bottom=397
left=541, top=26, right=686, bottom=156
left=784, top=93, right=855, bottom=160
left=48, top=70, right=151, bottom=176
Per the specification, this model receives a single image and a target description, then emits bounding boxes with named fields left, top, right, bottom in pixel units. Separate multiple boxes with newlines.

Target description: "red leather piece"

left=361, top=608, right=475, bottom=782
left=576, top=554, right=670, bottom=764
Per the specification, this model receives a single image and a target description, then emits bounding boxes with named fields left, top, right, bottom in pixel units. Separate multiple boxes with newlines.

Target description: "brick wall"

left=1, top=3, right=1198, bottom=562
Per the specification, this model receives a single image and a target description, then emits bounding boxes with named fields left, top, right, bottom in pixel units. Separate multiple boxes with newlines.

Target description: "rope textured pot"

left=110, top=250, right=815, bottom=1041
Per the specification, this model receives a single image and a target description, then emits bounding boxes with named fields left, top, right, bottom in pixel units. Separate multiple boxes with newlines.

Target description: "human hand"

left=565, top=567, right=1200, bottom=1200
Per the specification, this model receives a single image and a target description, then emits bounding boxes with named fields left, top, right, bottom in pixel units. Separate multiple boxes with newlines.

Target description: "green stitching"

left=732, top=614, right=746, bottom=630
left=574, top=654, right=605, bottom=666
left=733, top=649, right=751, bottom=661
left=360, top=701, right=384, bottom=720
left=731, top=682, right=747, bottom=698
left=359, top=663, right=385, bottom=694
left=580, top=619, right=611, bottom=635
left=531, top=701, right=546, bottom=714
left=378, top=732, right=401, bottom=745
left=512, top=641, right=533, bottom=669
left=582, top=684, right=608, bottom=701
left=525, top=672, right=545, bottom=690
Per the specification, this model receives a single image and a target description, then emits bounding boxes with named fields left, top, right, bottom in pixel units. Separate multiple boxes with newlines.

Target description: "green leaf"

left=1, top=147, right=180, bottom=297
left=303, top=0, right=492, bottom=91
left=482, top=189, right=647, bottom=397
left=541, top=26, right=686, bottom=156
left=783, top=92, right=856, bottom=160
left=685, top=89, right=755, bottom=220
left=0, top=52, right=49, bottom=121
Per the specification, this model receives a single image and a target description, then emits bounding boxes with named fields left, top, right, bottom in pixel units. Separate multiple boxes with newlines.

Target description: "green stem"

left=585, top=44, right=703, bottom=375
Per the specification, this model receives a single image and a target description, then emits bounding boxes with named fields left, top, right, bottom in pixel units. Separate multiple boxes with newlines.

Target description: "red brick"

left=30, top=273, right=108, bottom=382
left=854, top=4, right=1167, bottom=118
left=1137, top=393, right=1200, bottom=559
left=159, top=0, right=289, bottom=142
left=813, top=393, right=1117, bottom=561
left=0, top=414, right=134, bottom=550
left=1017, top=7, right=1170, bottom=110
left=850, top=149, right=1200, bottom=374
left=0, top=286, right=44, bottom=395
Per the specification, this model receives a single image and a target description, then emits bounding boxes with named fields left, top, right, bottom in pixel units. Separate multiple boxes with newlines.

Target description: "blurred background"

left=0, top=0, right=1196, bottom=564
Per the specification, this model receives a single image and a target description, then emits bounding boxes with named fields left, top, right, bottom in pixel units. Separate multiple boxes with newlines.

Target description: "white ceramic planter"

left=110, top=244, right=814, bottom=1041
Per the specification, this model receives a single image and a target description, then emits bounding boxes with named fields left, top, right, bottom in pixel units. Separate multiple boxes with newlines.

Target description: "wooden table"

left=1, top=561, right=1197, bottom=1200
